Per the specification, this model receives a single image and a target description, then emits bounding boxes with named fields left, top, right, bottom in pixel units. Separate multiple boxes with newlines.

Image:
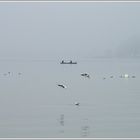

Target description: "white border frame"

left=0, top=138, right=140, bottom=139
left=0, top=1, right=140, bottom=2
left=0, top=1, right=140, bottom=139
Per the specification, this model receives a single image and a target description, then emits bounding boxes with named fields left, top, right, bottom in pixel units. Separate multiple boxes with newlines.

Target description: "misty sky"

left=0, top=2, right=140, bottom=60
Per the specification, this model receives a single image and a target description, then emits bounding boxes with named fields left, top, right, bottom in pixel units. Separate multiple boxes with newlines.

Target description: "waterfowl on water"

left=132, top=76, right=136, bottom=78
left=120, top=74, right=129, bottom=78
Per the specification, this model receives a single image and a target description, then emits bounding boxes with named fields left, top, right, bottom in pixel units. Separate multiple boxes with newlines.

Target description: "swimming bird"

left=120, top=74, right=129, bottom=78
left=18, top=72, right=22, bottom=75
left=132, top=76, right=136, bottom=78
left=58, top=84, right=67, bottom=89
left=81, top=73, right=90, bottom=78
left=75, top=102, right=80, bottom=106
left=124, top=74, right=129, bottom=78
left=3, top=73, right=8, bottom=76
left=119, top=75, right=123, bottom=78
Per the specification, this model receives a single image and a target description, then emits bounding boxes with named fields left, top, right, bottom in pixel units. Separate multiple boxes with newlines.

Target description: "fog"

left=0, top=2, right=140, bottom=138
left=0, top=2, right=140, bottom=60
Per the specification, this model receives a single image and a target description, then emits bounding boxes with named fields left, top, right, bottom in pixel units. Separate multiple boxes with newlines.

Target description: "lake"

left=0, top=58, right=139, bottom=138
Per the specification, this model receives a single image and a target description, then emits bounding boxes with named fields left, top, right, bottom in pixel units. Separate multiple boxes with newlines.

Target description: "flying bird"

left=81, top=73, right=90, bottom=78
left=58, top=84, right=67, bottom=89
left=75, top=102, right=80, bottom=106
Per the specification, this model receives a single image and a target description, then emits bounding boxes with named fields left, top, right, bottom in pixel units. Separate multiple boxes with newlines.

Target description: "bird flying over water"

left=75, top=102, right=80, bottom=106
left=58, top=84, right=67, bottom=89
left=81, top=73, right=90, bottom=78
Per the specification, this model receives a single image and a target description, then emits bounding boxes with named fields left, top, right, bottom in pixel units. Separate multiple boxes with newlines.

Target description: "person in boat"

left=70, top=60, right=72, bottom=64
left=61, top=60, right=64, bottom=64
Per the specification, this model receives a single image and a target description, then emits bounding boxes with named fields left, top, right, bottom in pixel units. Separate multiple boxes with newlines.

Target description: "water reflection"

left=81, top=119, right=90, bottom=137
left=60, top=114, right=64, bottom=126
left=58, top=114, right=65, bottom=135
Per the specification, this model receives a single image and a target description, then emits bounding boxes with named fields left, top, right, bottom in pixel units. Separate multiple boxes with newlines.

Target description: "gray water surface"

left=0, top=59, right=140, bottom=138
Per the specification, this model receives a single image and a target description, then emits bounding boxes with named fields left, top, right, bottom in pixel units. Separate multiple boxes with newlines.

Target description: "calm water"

left=0, top=59, right=140, bottom=138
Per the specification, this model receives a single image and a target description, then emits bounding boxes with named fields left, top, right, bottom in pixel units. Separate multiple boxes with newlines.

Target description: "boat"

left=60, top=60, right=77, bottom=64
